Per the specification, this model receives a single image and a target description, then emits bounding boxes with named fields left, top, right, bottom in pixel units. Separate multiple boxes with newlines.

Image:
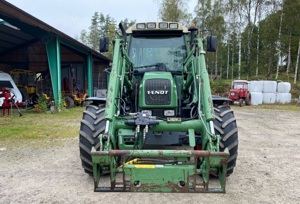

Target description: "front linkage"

left=92, top=148, right=229, bottom=192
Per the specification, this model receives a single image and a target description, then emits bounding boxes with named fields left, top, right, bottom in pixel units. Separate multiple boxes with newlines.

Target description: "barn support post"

left=46, top=37, right=62, bottom=108
left=86, top=53, right=93, bottom=97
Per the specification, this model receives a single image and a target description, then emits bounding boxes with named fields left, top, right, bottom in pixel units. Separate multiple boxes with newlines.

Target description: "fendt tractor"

left=79, top=22, right=238, bottom=193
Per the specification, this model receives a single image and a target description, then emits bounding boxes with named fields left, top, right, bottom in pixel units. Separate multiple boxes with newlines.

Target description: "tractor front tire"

left=19, top=88, right=29, bottom=106
left=238, top=98, right=244, bottom=107
left=79, top=104, right=105, bottom=174
left=214, top=105, right=238, bottom=176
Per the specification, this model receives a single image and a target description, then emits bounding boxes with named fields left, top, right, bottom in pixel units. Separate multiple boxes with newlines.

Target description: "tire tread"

left=214, top=105, right=238, bottom=176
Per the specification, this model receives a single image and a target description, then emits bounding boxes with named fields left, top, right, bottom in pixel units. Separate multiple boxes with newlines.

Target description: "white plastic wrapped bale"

left=248, top=81, right=264, bottom=92
left=277, top=82, right=291, bottom=93
left=262, top=81, right=277, bottom=93
left=276, top=93, right=292, bottom=104
left=250, top=92, right=263, bottom=105
left=263, top=93, right=276, bottom=104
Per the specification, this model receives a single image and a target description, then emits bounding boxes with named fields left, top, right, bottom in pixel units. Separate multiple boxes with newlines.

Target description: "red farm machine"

left=229, top=80, right=251, bottom=106
left=0, top=71, right=24, bottom=116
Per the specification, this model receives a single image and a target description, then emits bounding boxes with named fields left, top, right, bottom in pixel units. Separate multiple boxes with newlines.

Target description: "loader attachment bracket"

left=91, top=149, right=229, bottom=193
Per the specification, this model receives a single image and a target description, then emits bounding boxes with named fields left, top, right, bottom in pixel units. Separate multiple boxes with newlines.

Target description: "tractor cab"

left=232, top=80, right=248, bottom=89
left=128, top=23, right=187, bottom=75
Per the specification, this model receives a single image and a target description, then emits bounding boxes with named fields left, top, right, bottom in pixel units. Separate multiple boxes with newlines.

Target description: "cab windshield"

left=128, top=35, right=187, bottom=72
left=233, top=82, right=248, bottom=89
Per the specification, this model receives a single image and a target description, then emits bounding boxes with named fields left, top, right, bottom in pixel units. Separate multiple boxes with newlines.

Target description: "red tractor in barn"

left=229, top=80, right=251, bottom=106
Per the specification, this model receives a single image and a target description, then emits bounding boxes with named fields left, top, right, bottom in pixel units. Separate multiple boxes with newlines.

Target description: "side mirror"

left=99, top=37, right=109, bottom=52
left=207, top=36, right=217, bottom=52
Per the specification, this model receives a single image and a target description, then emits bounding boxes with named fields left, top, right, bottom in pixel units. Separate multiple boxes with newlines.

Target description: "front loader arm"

left=104, top=38, right=133, bottom=121
left=197, top=38, right=215, bottom=122
left=183, top=38, right=215, bottom=122
left=182, top=37, right=219, bottom=161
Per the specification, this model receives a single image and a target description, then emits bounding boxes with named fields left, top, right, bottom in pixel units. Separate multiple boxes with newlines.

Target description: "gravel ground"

left=0, top=107, right=299, bottom=204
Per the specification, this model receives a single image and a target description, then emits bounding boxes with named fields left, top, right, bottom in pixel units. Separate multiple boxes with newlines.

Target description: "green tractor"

left=79, top=22, right=238, bottom=193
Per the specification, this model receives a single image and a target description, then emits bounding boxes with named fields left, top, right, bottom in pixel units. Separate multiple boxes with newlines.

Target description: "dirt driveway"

left=0, top=106, right=299, bottom=204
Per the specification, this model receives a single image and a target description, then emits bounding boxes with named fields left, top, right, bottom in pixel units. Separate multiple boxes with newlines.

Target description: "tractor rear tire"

left=79, top=104, right=106, bottom=174
left=19, top=88, right=29, bottom=105
left=64, top=96, right=74, bottom=108
left=214, top=105, right=238, bottom=176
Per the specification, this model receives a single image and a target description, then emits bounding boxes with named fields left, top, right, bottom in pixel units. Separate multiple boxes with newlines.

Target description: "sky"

left=6, top=0, right=197, bottom=39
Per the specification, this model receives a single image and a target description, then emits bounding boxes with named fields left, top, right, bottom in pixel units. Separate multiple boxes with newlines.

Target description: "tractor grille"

left=145, top=79, right=171, bottom=105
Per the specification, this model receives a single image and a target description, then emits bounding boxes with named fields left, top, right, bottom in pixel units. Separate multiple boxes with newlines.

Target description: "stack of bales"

left=276, top=82, right=291, bottom=104
left=248, top=81, right=263, bottom=105
left=248, top=81, right=291, bottom=105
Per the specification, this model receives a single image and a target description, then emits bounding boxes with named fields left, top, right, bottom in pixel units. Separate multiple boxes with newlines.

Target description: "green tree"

left=194, top=0, right=226, bottom=76
left=258, top=13, right=280, bottom=78
left=89, top=12, right=101, bottom=50
left=158, top=0, right=191, bottom=25
left=78, top=29, right=89, bottom=46
left=106, top=24, right=116, bottom=59
left=78, top=12, right=136, bottom=59
left=256, top=0, right=300, bottom=80
left=281, top=0, right=300, bottom=81
left=245, top=0, right=263, bottom=78
left=78, top=12, right=114, bottom=50
left=120, top=18, right=136, bottom=30
left=193, top=0, right=212, bottom=29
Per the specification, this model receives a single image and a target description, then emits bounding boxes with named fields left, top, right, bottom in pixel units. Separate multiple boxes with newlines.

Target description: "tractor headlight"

left=230, top=92, right=235, bottom=96
left=142, top=110, right=152, bottom=116
left=164, top=110, right=175, bottom=116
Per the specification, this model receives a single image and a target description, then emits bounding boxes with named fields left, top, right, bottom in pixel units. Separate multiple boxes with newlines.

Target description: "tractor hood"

left=138, top=72, right=178, bottom=109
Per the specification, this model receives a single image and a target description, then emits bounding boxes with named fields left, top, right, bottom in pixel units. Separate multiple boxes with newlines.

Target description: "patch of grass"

left=0, top=106, right=85, bottom=148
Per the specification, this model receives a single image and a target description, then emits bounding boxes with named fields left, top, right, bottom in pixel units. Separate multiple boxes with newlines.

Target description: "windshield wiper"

left=134, top=63, right=169, bottom=73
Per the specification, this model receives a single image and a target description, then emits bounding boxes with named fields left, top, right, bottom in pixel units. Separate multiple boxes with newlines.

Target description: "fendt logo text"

left=147, top=90, right=169, bottom=95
